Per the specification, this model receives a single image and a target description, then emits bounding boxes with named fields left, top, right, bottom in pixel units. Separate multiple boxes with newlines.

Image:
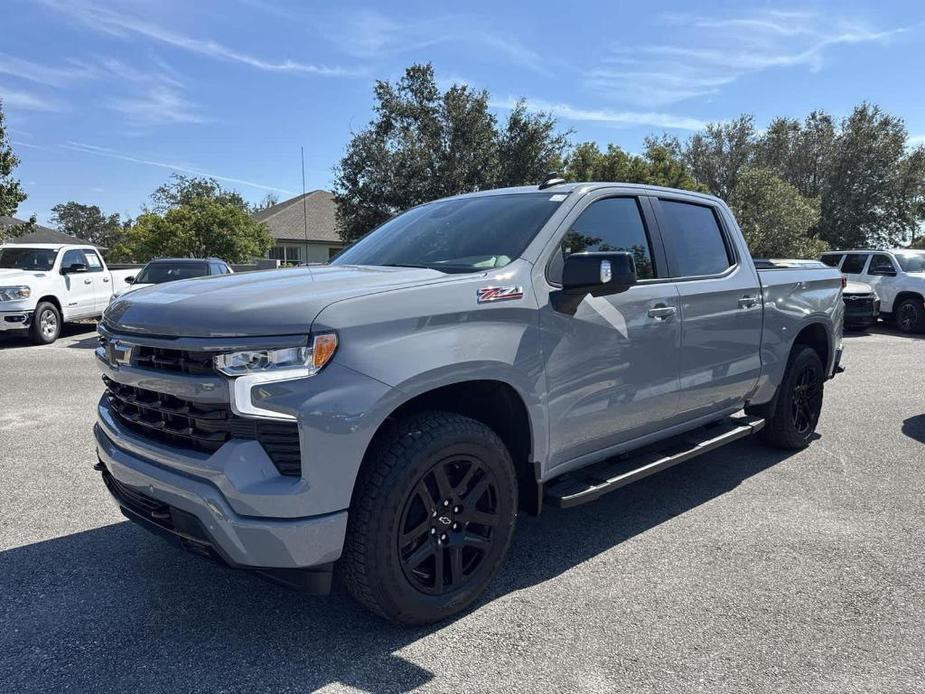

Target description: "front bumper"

left=95, top=422, right=348, bottom=577
left=0, top=309, right=32, bottom=331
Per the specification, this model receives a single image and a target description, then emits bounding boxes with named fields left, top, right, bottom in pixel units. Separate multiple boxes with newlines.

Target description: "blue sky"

left=3, top=0, right=925, bottom=225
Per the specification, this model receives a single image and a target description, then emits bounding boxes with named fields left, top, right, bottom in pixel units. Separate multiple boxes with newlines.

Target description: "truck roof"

left=0, top=242, right=94, bottom=250
left=445, top=182, right=723, bottom=205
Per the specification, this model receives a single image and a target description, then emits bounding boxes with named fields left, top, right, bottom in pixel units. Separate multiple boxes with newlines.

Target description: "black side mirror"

left=125, top=276, right=135, bottom=284
left=61, top=262, right=87, bottom=274
left=552, top=251, right=637, bottom=313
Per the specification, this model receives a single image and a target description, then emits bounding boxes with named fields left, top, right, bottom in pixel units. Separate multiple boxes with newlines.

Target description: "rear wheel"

left=895, top=297, right=925, bottom=334
left=341, top=411, right=518, bottom=625
left=29, top=301, right=61, bottom=345
left=758, top=345, right=824, bottom=450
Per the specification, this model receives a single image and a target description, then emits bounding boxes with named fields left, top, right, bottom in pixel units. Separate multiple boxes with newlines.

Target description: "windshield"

left=135, top=262, right=209, bottom=284
left=895, top=251, right=925, bottom=273
left=0, top=247, right=58, bottom=271
left=332, top=193, right=564, bottom=272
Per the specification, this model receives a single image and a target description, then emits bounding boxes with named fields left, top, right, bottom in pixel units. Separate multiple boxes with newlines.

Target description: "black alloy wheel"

left=790, top=360, right=823, bottom=436
left=397, top=454, right=500, bottom=595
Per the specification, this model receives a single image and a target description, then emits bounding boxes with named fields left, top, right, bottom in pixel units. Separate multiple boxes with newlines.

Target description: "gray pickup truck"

left=94, top=181, right=844, bottom=624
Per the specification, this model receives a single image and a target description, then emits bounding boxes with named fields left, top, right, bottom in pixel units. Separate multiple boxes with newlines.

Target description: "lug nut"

left=443, top=499, right=450, bottom=507
left=452, top=522, right=459, bottom=531
left=430, top=528, right=436, bottom=535
left=440, top=533, right=448, bottom=542
left=432, top=509, right=437, bottom=517
left=453, top=506, right=461, bottom=513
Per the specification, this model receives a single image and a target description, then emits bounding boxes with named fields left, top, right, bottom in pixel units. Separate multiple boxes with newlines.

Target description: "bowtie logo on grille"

left=108, top=339, right=134, bottom=368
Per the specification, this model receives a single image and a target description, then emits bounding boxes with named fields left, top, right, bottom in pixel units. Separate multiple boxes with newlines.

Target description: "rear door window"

left=840, top=254, right=868, bottom=274
left=820, top=254, right=844, bottom=268
left=657, top=200, right=733, bottom=277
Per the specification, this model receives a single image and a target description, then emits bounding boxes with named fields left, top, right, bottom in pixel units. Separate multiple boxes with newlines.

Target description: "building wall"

left=268, top=241, right=345, bottom=265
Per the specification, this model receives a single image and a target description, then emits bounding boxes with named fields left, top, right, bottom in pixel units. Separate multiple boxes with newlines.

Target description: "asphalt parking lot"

left=1, top=323, right=923, bottom=693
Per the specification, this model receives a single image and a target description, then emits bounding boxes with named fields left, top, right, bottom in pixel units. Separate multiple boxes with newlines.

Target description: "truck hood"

left=843, top=280, right=875, bottom=295
left=102, top=264, right=455, bottom=337
left=0, top=268, right=51, bottom=283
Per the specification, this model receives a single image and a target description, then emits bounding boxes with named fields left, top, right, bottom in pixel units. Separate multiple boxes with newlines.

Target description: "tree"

left=113, top=197, right=272, bottom=262
left=50, top=202, right=123, bottom=247
left=255, top=192, right=280, bottom=211
left=0, top=100, right=30, bottom=241
left=334, top=64, right=570, bottom=242
left=562, top=138, right=705, bottom=192
left=684, top=115, right=756, bottom=199
left=149, top=174, right=250, bottom=214
left=755, top=112, right=836, bottom=199
left=728, top=167, right=827, bottom=258
left=818, top=104, right=925, bottom=249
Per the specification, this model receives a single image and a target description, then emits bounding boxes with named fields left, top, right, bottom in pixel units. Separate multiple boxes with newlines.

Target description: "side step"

left=544, top=414, right=765, bottom=508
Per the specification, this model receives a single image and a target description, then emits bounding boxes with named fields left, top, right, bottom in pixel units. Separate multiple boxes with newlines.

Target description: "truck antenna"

left=301, top=146, right=313, bottom=278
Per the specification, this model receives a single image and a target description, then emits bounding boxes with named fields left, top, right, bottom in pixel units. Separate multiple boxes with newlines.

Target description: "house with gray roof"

left=253, top=191, right=345, bottom=264
left=0, top=216, right=94, bottom=245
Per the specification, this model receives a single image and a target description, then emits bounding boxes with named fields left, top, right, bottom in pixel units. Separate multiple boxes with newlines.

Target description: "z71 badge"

left=477, top=286, right=524, bottom=303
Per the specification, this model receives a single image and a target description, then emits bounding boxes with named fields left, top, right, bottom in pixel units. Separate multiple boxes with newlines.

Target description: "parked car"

left=841, top=281, right=880, bottom=330
left=95, top=182, right=844, bottom=624
left=821, top=249, right=925, bottom=333
left=111, top=257, right=233, bottom=301
left=0, top=243, right=135, bottom=344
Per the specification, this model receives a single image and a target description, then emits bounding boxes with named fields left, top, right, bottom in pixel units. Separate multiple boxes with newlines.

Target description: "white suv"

left=821, top=249, right=925, bottom=333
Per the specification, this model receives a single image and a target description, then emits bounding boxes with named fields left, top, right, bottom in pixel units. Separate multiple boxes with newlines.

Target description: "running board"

left=544, top=415, right=765, bottom=508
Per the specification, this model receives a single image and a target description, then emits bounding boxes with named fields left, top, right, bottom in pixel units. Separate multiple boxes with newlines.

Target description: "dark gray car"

left=94, top=182, right=844, bottom=624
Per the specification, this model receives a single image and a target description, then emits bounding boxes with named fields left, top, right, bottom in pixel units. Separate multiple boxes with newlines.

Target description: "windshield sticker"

left=548, top=194, right=567, bottom=202
left=477, top=286, right=524, bottom=303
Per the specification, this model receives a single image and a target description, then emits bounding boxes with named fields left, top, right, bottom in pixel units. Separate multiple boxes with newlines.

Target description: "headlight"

left=216, top=334, right=338, bottom=421
left=0, top=286, right=31, bottom=301
left=214, top=334, right=338, bottom=377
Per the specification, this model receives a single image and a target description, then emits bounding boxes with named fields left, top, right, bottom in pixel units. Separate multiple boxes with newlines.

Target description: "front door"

left=59, top=248, right=95, bottom=319
left=540, top=195, right=681, bottom=469
left=82, top=249, right=110, bottom=314
left=650, top=198, right=763, bottom=418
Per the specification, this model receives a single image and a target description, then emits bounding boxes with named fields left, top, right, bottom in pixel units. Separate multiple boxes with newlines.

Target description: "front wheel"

left=895, top=298, right=925, bottom=334
left=29, top=301, right=61, bottom=345
left=341, top=411, right=518, bottom=625
left=758, top=345, right=824, bottom=450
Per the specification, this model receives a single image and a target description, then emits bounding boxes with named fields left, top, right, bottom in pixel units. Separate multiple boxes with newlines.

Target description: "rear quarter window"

left=820, top=254, right=843, bottom=268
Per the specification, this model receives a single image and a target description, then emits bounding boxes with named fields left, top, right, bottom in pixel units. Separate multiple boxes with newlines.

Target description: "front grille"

left=103, top=376, right=301, bottom=476
left=136, top=344, right=216, bottom=375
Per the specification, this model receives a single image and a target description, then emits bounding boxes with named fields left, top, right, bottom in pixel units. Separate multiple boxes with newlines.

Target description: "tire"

left=29, top=301, right=61, bottom=345
left=341, top=411, right=518, bottom=625
left=758, top=345, right=824, bottom=450
left=895, top=297, right=925, bottom=334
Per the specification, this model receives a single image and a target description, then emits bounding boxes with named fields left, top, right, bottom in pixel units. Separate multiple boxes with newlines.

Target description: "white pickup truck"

left=0, top=243, right=136, bottom=344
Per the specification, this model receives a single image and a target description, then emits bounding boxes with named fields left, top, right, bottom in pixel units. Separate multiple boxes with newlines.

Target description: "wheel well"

left=367, top=380, right=541, bottom=514
left=894, top=291, right=924, bottom=310
left=35, top=295, right=62, bottom=316
left=793, top=322, right=829, bottom=372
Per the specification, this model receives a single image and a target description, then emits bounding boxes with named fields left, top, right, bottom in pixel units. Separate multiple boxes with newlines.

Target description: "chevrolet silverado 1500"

left=94, top=182, right=844, bottom=624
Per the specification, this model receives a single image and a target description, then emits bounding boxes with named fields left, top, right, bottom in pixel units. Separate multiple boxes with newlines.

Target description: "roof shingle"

left=253, top=190, right=342, bottom=244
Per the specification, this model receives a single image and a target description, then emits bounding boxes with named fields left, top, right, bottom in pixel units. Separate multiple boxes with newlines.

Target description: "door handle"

left=647, top=305, right=677, bottom=320
left=83, top=278, right=92, bottom=285
left=738, top=295, right=759, bottom=309
left=102, top=277, right=110, bottom=283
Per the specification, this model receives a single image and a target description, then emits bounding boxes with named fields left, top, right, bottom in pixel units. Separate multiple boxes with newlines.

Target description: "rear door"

left=540, top=193, right=682, bottom=468
left=651, top=196, right=763, bottom=419
left=59, top=249, right=95, bottom=318
left=863, top=253, right=899, bottom=311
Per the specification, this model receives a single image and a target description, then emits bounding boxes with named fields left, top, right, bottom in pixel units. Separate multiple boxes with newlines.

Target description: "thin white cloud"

left=107, top=85, right=209, bottom=126
left=491, top=97, right=706, bottom=131
left=61, top=142, right=295, bottom=195
left=909, top=135, right=925, bottom=147
left=590, top=10, right=913, bottom=106
left=0, top=54, right=99, bottom=86
left=40, top=0, right=360, bottom=76
left=0, top=86, right=65, bottom=112
left=318, top=9, right=551, bottom=75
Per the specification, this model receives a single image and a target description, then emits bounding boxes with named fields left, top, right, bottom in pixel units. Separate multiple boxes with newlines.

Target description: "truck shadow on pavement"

left=901, top=414, right=925, bottom=444
left=0, top=323, right=98, bottom=350
left=0, top=439, right=797, bottom=693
